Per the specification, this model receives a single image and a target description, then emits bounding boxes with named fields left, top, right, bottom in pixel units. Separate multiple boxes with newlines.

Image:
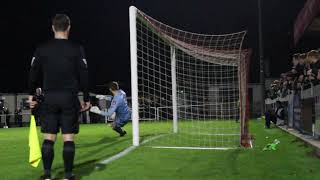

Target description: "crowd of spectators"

left=267, top=49, right=320, bottom=99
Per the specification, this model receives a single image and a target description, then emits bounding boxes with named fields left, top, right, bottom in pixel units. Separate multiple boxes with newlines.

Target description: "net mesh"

left=134, top=8, right=249, bottom=149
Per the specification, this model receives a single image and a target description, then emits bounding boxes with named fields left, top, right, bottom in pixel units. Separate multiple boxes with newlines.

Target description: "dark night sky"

left=2, top=0, right=307, bottom=95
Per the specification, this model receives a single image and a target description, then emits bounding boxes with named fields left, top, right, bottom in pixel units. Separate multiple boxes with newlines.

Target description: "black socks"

left=63, top=141, right=75, bottom=178
left=42, top=139, right=55, bottom=177
left=42, top=140, right=76, bottom=179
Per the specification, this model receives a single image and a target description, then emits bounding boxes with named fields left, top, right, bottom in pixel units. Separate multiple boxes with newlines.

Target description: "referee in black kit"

left=28, top=14, right=91, bottom=180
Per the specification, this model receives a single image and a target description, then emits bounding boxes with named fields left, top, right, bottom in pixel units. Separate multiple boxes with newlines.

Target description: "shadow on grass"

left=51, top=134, right=156, bottom=179
left=307, top=149, right=320, bottom=159
left=53, top=159, right=105, bottom=180
left=76, top=136, right=117, bottom=148
left=290, top=137, right=320, bottom=159
left=291, top=137, right=308, bottom=147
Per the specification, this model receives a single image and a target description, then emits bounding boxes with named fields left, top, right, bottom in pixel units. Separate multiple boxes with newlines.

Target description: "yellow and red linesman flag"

left=29, top=115, right=42, bottom=167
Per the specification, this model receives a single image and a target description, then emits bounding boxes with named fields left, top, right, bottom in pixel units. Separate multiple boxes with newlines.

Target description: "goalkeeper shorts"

left=113, top=118, right=130, bottom=128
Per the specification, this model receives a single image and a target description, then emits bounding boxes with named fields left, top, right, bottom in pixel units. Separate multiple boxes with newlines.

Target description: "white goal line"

left=95, top=134, right=166, bottom=167
left=150, top=146, right=237, bottom=150
left=184, top=133, right=240, bottom=136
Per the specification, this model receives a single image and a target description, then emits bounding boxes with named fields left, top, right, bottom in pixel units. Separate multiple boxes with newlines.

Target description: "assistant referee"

left=28, top=14, right=91, bottom=180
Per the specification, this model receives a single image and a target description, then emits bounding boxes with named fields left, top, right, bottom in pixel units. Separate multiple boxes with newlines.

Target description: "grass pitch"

left=1, top=120, right=320, bottom=180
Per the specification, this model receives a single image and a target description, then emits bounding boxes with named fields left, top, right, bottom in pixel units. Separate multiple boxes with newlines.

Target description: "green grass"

left=1, top=120, right=320, bottom=180
left=140, top=120, right=240, bottom=148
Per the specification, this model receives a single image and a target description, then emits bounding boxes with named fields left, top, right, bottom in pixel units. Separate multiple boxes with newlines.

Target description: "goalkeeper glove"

left=90, top=106, right=103, bottom=115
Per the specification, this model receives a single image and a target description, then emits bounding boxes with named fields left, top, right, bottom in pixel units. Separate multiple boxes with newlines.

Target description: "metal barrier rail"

left=0, top=113, right=31, bottom=117
left=265, top=84, right=320, bottom=138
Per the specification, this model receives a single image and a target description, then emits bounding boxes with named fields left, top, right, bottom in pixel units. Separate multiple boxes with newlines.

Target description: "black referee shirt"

left=29, top=39, right=89, bottom=102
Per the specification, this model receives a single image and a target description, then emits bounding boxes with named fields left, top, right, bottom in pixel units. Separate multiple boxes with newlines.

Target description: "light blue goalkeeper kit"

left=101, top=90, right=131, bottom=127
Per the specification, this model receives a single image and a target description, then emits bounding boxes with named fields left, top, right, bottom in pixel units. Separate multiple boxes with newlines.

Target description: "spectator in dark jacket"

left=290, top=53, right=299, bottom=77
left=15, top=107, right=23, bottom=127
left=307, top=50, right=320, bottom=85
left=265, top=109, right=277, bottom=128
left=296, top=53, right=307, bottom=89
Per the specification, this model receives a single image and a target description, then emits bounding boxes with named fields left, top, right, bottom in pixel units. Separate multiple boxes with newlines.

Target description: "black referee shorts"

left=41, top=91, right=80, bottom=134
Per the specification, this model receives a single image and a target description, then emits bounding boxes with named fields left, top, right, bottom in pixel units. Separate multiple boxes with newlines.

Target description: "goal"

left=129, top=6, right=250, bottom=149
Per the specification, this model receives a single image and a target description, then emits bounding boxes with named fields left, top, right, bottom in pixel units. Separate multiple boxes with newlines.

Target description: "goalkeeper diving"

left=90, top=82, right=131, bottom=136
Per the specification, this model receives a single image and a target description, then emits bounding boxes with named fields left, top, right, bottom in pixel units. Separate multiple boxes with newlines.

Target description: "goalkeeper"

left=90, top=82, right=131, bottom=136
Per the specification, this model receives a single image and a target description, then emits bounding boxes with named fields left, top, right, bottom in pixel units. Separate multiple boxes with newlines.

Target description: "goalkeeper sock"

left=42, top=139, right=55, bottom=177
left=63, top=141, right=75, bottom=178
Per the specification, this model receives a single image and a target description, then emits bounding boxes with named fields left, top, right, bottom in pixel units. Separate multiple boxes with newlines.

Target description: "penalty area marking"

left=95, top=134, right=165, bottom=168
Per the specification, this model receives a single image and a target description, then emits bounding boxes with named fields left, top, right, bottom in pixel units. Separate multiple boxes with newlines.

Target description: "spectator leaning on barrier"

left=290, top=53, right=300, bottom=89
left=266, top=50, right=320, bottom=100
left=281, top=73, right=290, bottom=97
left=307, top=50, right=320, bottom=85
left=294, top=53, right=305, bottom=89
left=270, top=80, right=281, bottom=99
left=291, top=53, right=299, bottom=75
left=303, top=53, right=312, bottom=87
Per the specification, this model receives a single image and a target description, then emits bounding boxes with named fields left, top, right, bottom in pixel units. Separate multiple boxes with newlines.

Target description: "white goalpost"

left=129, top=6, right=250, bottom=149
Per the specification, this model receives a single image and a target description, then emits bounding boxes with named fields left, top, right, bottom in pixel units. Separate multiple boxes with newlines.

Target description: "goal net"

left=129, top=6, right=250, bottom=149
